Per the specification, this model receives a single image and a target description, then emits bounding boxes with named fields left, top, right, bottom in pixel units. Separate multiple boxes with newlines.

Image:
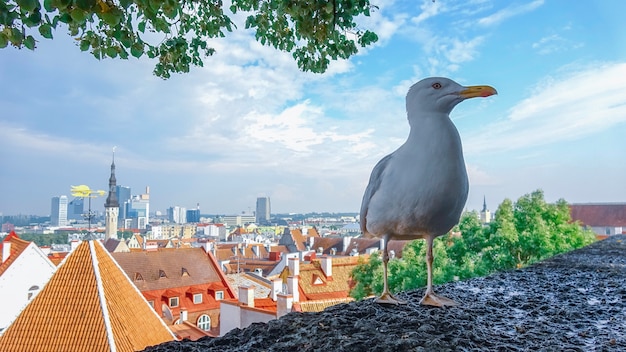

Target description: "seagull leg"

left=375, top=234, right=407, bottom=305
left=420, top=235, right=457, bottom=307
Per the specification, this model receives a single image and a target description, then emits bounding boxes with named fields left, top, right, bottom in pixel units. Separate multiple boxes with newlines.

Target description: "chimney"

left=320, top=255, right=332, bottom=278
left=287, top=276, right=299, bottom=302
left=239, top=286, right=255, bottom=307
left=2, top=240, right=10, bottom=263
left=271, top=278, right=282, bottom=301
left=287, top=257, right=299, bottom=276
left=180, top=309, right=188, bottom=322
left=308, top=236, right=315, bottom=249
left=379, top=238, right=385, bottom=251
left=343, top=236, right=351, bottom=253
left=277, top=293, right=293, bottom=318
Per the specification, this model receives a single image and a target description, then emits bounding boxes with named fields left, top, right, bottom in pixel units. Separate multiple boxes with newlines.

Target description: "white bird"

left=360, top=77, right=497, bottom=306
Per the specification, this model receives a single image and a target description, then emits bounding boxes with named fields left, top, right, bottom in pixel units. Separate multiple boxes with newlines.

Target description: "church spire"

left=104, top=148, right=120, bottom=241
left=482, top=195, right=487, bottom=212
left=105, top=149, right=119, bottom=208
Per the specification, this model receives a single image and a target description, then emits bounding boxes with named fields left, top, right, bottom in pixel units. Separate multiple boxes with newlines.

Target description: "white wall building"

left=0, top=232, right=57, bottom=334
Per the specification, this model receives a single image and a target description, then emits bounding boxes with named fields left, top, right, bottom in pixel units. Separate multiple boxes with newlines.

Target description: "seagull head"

left=406, top=77, right=497, bottom=116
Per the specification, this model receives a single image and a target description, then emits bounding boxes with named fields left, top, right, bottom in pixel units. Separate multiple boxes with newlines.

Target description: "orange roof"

left=0, top=231, right=30, bottom=277
left=0, top=240, right=175, bottom=352
left=297, top=256, right=361, bottom=300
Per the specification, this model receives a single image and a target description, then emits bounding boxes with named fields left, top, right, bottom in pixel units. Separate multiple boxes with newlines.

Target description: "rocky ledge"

left=144, top=235, right=626, bottom=351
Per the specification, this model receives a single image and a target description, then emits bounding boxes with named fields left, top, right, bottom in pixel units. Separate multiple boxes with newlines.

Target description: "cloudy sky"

left=1, top=0, right=625, bottom=217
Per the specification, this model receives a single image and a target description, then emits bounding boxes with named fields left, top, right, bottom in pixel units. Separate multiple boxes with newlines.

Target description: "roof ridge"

left=89, top=240, right=117, bottom=352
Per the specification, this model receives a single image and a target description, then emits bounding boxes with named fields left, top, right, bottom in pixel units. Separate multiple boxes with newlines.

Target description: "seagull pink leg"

left=375, top=234, right=407, bottom=305
left=420, top=235, right=457, bottom=306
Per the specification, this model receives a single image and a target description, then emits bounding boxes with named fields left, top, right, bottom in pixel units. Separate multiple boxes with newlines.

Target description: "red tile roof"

left=570, top=204, right=626, bottom=227
left=0, top=231, right=30, bottom=277
left=0, top=240, right=175, bottom=352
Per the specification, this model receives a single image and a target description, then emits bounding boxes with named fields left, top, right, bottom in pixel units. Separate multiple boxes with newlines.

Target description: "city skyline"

left=2, top=1, right=626, bottom=216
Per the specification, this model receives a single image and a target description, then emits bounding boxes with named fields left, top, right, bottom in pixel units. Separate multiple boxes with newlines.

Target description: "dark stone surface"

left=143, top=235, right=626, bottom=352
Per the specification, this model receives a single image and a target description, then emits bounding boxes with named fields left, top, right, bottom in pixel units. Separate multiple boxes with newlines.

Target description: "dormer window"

left=159, top=269, right=167, bottom=278
left=27, top=285, right=40, bottom=300
left=134, top=272, right=143, bottom=281
left=215, top=291, right=224, bottom=300
left=169, top=297, right=179, bottom=307
left=193, top=293, right=203, bottom=304
left=181, top=267, right=190, bottom=277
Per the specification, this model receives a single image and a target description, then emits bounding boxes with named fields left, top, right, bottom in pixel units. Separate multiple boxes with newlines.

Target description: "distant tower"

left=104, top=150, right=119, bottom=240
left=256, top=197, right=271, bottom=224
left=480, top=196, right=491, bottom=224
left=50, top=195, right=68, bottom=227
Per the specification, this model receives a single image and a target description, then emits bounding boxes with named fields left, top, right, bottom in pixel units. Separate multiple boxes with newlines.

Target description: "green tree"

left=1, top=0, right=379, bottom=78
left=350, top=250, right=382, bottom=300
left=350, top=190, right=597, bottom=300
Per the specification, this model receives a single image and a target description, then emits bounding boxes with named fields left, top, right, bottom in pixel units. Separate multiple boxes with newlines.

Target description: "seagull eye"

left=432, top=83, right=442, bottom=89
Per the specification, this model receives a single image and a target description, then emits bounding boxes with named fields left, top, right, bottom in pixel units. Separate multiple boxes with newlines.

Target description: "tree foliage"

left=350, top=190, right=597, bottom=300
left=0, top=0, right=379, bottom=78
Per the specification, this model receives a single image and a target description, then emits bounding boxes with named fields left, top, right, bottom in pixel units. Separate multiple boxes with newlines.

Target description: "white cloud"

left=478, top=0, right=544, bottom=27
left=465, top=62, right=626, bottom=155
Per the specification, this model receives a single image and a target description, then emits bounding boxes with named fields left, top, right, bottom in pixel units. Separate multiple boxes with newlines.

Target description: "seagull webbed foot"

left=420, top=291, right=458, bottom=307
left=375, top=292, right=408, bottom=305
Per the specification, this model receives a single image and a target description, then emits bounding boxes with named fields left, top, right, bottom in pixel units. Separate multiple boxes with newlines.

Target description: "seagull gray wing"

left=360, top=153, right=393, bottom=235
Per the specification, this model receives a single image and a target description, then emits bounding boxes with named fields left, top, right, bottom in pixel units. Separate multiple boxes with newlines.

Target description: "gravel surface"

left=143, top=235, right=626, bottom=352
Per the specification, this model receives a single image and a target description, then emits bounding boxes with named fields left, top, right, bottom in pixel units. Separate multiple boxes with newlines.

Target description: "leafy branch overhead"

left=0, top=0, right=379, bottom=78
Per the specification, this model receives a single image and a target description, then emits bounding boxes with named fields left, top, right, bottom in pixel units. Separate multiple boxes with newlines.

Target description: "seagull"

left=360, top=77, right=497, bottom=306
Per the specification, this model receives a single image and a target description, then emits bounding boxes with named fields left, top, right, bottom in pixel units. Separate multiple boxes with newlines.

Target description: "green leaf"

left=43, top=0, right=54, bottom=11
left=79, top=39, right=90, bottom=51
left=70, top=8, right=88, bottom=23
left=39, top=23, right=53, bottom=39
left=138, top=21, right=146, bottom=33
left=229, top=4, right=236, bottom=13
left=16, top=0, right=38, bottom=12
left=98, top=8, right=122, bottom=26
left=106, top=46, right=118, bottom=58
left=24, top=35, right=36, bottom=50
left=130, top=42, right=143, bottom=58
left=75, top=0, right=96, bottom=11
left=0, top=34, right=8, bottom=49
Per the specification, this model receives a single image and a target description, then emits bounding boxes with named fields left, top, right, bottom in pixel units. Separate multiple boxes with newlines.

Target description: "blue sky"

left=1, top=0, right=625, bottom=216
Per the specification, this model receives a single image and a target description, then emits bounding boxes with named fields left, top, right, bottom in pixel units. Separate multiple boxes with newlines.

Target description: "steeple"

left=105, top=150, right=119, bottom=208
left=482, top=195, right=487, bottom=212
left=105, top=148, right=120, bottom=240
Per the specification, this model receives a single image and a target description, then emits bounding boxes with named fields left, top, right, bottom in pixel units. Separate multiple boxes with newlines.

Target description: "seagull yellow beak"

left=459, top=85, right=497, bottom=99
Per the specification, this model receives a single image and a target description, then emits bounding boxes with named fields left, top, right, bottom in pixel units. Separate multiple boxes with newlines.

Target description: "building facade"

left=256, top=197, right=271, bottom=224
left=50, top=195, right=68, bottom=227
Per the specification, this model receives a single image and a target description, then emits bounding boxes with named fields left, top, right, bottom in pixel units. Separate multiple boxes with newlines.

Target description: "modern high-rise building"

left=104, top=152, right=119, bottom=240
left=67, top=198, right=84, bottom=220
left=186, top=204, right=201, bottom=223
left=116, top=185, right=131, bottom=222
left=50, top=195, right=68, bottom=227
left=167, top=206, right=187, bottom=224
left=256, top=197, right=271, bottom=224
left=125, top=187, right=150, bottom=229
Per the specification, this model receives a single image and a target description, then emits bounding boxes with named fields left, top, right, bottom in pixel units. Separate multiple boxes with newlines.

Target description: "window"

left=181, top=267, right=190, bottom=277
left=147, top=300, right=154, bottom=308
left=27, top=285, right=40, bottom=300
left=193, top=293, right=203, bottom=304
left=215, top=291, right=224, bottom=300
left=606, top=227, right=611, bottom=235
left=197, top=315, right=211, bottom=331
left=159, top=270, right=167, bottom=278
left=169, top=296, right=179, bottom=307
